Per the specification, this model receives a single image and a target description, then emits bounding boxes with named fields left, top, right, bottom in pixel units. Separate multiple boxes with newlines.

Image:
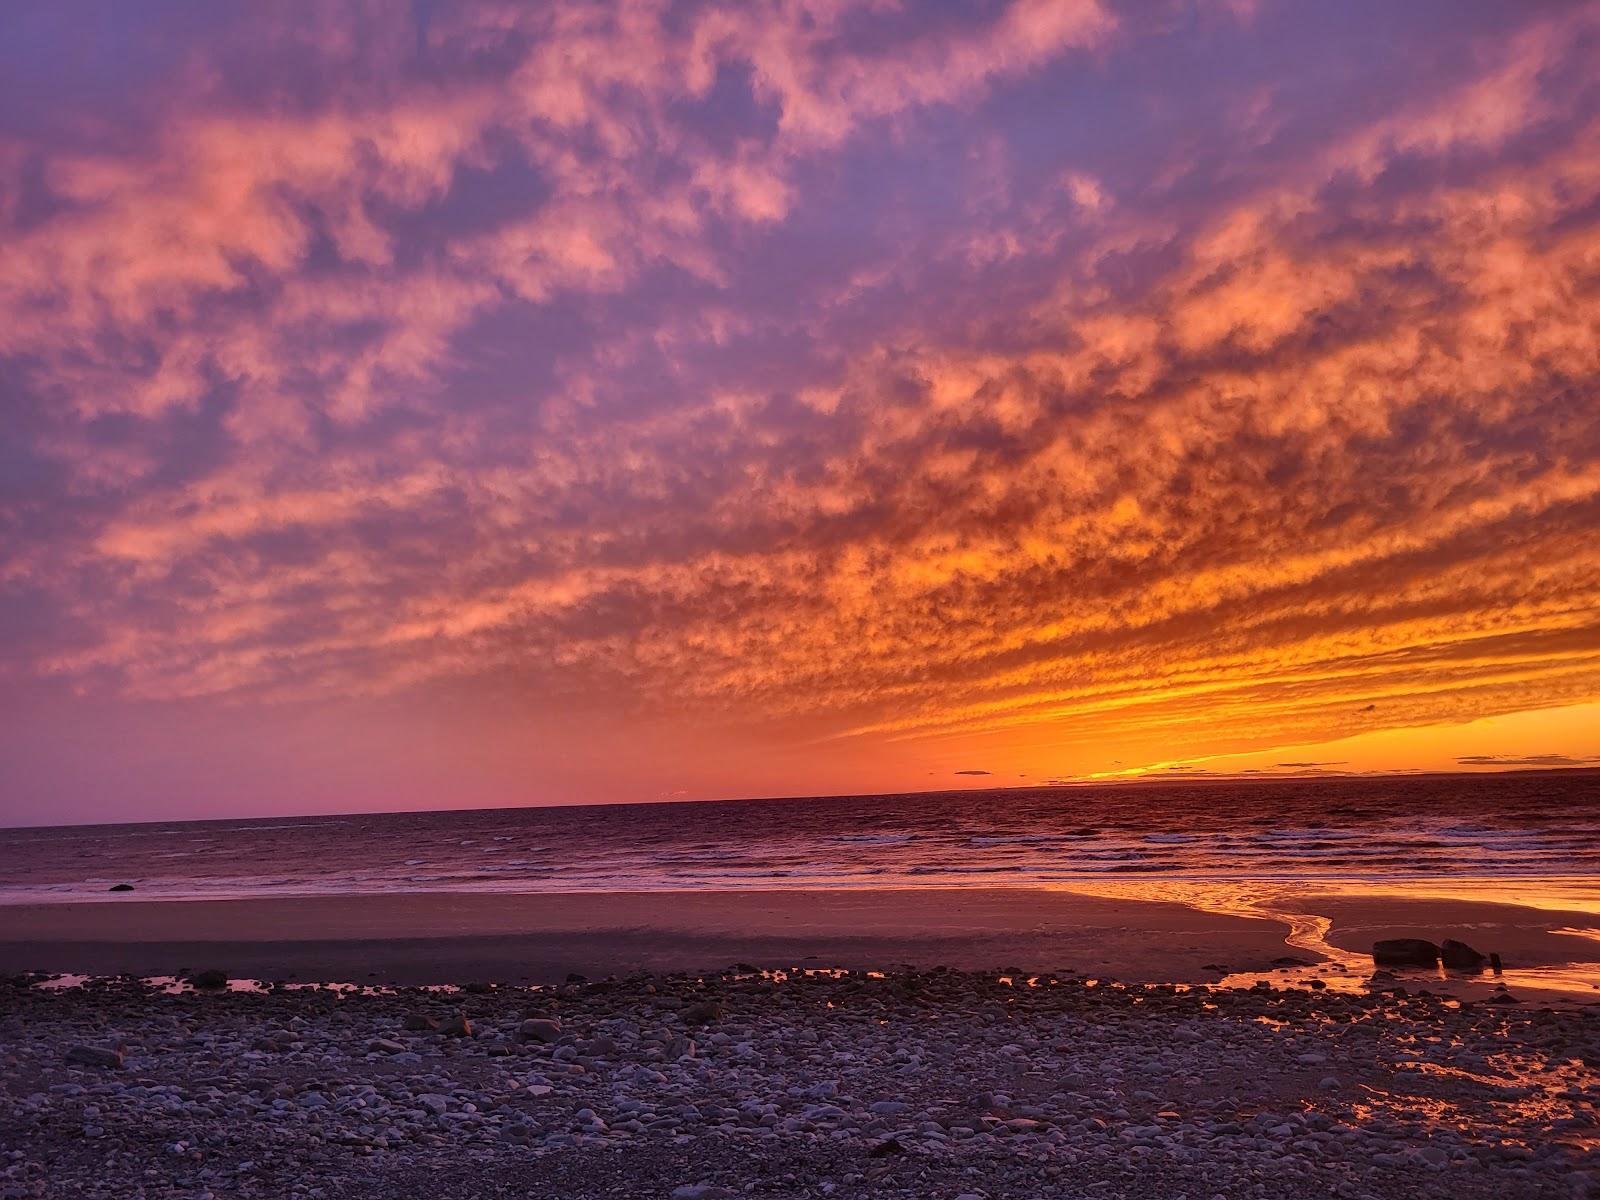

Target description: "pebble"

left=2, top=969, right=1592, bottom=1200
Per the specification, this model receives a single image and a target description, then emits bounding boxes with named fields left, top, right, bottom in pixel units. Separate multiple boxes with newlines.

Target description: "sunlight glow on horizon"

left=1, top=1, right=1598, bottom=824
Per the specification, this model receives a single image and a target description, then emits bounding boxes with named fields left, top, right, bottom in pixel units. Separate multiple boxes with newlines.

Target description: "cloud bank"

left=1, top=0, right=1598, bottom=817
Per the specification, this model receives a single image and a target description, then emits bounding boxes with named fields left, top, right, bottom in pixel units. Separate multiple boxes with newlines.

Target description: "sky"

left=2, top=0, right=1599, bottom=825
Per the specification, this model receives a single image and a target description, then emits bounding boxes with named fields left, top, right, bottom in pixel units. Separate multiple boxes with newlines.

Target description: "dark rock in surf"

left=107, top=883, right=134, bottom=892
left=1371, top=939, right=1440, bottom=967
left=187, top=969, right=229, bottom=990
left=1440, top=939, right=1488, bottom=971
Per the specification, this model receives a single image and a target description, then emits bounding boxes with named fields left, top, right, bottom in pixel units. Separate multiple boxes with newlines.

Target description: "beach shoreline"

left=4, top=885, right=1597, bottom=1001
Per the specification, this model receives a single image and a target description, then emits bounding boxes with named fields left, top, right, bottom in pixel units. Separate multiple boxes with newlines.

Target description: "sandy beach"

left=4, top=884, right=1598, bottom=998
left=0, top=887, right=1296, bottom=984
left=6, top=884, right=1598, bottom=1198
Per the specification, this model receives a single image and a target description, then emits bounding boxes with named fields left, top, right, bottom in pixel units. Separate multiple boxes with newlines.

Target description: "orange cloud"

left=2, top=0, right=1598, bottom=816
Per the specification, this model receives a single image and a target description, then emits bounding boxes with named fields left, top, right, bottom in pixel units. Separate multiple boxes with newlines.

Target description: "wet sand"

left=0, top=888, right=1290, bottom=983
left=1313, top=893, right=1600, bottom=966
left=3, top=885, right=1598, bottom=991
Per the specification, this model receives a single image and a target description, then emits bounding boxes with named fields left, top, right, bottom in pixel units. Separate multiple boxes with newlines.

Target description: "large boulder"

left=1372, top=939, right=1440, bottom=967
left=1440, top=939, right=1489, bottom=971
left=186, top=969, right=229, bottom=990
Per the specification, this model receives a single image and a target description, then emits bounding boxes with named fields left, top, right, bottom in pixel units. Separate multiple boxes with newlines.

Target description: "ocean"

left=3, top=771, right=1598, bottom=905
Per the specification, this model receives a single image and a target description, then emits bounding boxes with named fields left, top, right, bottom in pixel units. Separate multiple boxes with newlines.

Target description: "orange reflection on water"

left=1039, top=876, right=1600, bottom=1004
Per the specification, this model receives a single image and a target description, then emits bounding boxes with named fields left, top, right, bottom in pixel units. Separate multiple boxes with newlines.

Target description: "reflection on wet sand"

left=1049, top=878, right=1600, bottom=1005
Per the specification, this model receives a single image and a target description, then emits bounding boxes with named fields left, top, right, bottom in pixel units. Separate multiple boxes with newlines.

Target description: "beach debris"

left=519, top=1017, right=563, bottom=1043
left=186, top=969, right=229, bottom=990
left=1439, top=939, right=1489, bottom=972
left=107, top=883, right=134, bottom=892
left=1371, top=939, right=1440, bottom=967
left=439, top=1013, right=473, bottom=1038
left=402, top=1012, right=439, bottom=1031
left=64, top=1043, right=123, bottom=1069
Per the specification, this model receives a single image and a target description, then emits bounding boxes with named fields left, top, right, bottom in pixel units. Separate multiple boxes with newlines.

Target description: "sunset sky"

left=2, top=0, right=1599, bottom=825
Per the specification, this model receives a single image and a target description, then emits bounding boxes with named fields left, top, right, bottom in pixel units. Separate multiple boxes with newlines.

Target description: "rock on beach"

left=4, top=966, right=1594, bottom=1200
left=1371, top=938, right=1440, bottom=966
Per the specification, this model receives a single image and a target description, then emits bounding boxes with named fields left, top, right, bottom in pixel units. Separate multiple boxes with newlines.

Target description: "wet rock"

left=186, top=969, right=229, bottom=990
left=107, top=883, right=135, bottom=892
left=64, top=1044, right=123, bottom=1069
left=1440, top=939, right=1488, bottom=971
left=1371, top=939, right=1439, bottom=967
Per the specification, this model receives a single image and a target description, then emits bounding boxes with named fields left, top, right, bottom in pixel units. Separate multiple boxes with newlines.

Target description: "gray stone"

left=64, top=1044, right=123, bottom=1069
left=681, top=1000, right=723, bottom=1025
